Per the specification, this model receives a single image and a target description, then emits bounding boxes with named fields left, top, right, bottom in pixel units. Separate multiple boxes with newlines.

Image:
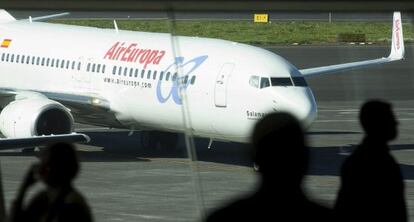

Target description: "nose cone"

left=272, top=87, right=317, bottom=128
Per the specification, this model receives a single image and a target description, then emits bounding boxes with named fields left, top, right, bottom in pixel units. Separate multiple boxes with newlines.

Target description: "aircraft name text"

left=104, top=42, right=166, bottom=69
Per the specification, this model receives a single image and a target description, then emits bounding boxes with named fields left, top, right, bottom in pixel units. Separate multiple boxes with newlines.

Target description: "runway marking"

left=119, top=212, right=167, bottom=220
left=319, top=109, right=359, bottom=112
left=319, top=108, right=414, bottom=112
left=316, top=118, right=414, bottom=123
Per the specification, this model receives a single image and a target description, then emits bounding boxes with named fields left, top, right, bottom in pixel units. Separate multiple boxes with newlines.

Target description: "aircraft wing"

left=300, top=12, right=404, bottom=77
left=0, top=133, right=90, bottom=150
left=42, top=91, right=123, bottom=128
left=0, top=89, right=124, bottom=149
left=0, top=88, right=123, bottom=128
left=0, top=9, right=70, bottom=23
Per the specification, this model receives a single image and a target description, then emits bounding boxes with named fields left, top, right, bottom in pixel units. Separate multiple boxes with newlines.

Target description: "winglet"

left=389, top=12, right=405, bottom=60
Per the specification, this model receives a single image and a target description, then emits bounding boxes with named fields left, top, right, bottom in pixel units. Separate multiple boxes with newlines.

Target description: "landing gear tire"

left=140, top=131, right=157, bottom=152
left=141, top=131, right=179, bottom=153
left=158, top=132, right=178, bottom=152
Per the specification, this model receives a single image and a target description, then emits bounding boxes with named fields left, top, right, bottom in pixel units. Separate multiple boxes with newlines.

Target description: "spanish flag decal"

left=1, top=39, right=12, bottom=48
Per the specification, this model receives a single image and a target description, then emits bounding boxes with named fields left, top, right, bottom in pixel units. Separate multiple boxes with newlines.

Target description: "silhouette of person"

left=206, top=112, right=333, bottom=221
left=10, top=142, right=93, bottom=222
left=335, top=100, right=407, bottom=222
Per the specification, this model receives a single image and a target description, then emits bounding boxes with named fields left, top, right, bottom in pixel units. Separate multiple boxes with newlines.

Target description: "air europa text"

left=104, top=42, right=166, bottom=69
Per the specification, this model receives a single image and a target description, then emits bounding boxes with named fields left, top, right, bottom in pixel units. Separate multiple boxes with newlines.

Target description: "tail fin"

left=389, top=12, right=405, bottom=60
left=0, top=9, right=15, bottom=23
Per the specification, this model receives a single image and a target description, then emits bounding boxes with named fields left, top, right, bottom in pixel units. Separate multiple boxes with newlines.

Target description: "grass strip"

left=50, top=19, right=413, bottom=45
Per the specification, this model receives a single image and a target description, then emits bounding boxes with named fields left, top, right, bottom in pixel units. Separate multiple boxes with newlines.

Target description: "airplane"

left=0, top=10, right=404, bottom=150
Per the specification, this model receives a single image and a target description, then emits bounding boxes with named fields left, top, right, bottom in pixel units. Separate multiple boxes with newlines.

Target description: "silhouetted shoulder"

left=206, top=195, right=334, bottom=222
left=58, top=189, right=93, bottom=222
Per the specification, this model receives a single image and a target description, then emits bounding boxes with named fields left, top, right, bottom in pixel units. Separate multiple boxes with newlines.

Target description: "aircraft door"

left=214, top=63, right=234, bottom=107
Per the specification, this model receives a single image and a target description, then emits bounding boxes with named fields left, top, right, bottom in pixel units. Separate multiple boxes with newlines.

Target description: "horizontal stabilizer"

left=0, top=133, right=90, bottom=150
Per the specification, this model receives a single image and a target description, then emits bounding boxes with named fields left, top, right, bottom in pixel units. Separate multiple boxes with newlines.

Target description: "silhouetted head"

left=39, top=142, right=79, bottom=187
left=360, top=100, right=398, bottom=142
left=251, top=112, right=308, bottom=187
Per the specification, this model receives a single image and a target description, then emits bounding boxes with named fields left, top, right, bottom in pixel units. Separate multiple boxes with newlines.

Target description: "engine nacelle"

left=0, top=98, right=74, bottom=138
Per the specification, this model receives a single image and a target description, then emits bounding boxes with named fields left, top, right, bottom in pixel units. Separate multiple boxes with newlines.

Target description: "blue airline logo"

left=156, top=55, right=208, bottom=105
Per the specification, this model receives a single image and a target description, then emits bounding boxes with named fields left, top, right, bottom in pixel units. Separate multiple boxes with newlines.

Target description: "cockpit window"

left=271, top=77, right=293, bottom=86
left=260, top=77, right=270, bottom=89
left=292, top=77, right=308, bottom=87
left=249, top=75, right=260, bottom=88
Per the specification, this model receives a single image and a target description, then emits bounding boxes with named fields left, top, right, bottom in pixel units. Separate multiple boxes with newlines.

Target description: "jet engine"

left=0, top=98, right=74, bottom=138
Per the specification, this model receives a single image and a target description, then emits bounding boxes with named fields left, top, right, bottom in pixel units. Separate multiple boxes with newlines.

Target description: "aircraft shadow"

left=1, top=131, right=414, bottom=179
left=85, top=131, right=252, bottom=166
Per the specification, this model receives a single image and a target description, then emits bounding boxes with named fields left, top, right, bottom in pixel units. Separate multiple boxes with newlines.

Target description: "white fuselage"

left=0, top=21, right=317, bottom=143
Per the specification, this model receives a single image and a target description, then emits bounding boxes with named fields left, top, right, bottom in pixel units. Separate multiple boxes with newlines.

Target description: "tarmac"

left=0, top=45, right=414, bottom=221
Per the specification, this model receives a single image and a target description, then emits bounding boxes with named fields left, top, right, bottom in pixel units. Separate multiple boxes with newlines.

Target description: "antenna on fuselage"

left=113, top=20, right=119, bottom=33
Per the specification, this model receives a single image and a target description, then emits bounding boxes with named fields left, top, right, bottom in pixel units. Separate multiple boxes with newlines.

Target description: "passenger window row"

left=0, top=53, right=82, bottom=71
left=86, top=63, right=106, bottom=74
left=112, top=65, right=197, bottom=85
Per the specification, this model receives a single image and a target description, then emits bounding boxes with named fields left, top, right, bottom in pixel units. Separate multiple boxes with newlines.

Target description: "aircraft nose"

left=271, top=87, right=317, bottom=128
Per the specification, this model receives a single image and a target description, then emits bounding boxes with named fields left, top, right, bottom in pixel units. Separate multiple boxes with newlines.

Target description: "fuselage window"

left=51, top=59, right=55, bottom=67
left=97, top=64, right=101, bottom=73
left=152, top=70, right=157, bottom=80
left=190, top=76, right=196, bottom=85
left=31, top=56, right=35, bottom=65
left=16, top=55, right=19, bottom=63
left=172, top=73, right=178, bottom=82
left=77, top=62, right=81, bottom=71
left=56, top=59, right=59, bottom=67
left=141, top=69, right=145, bottom=78
left=21, top=55, right=25, bottom=63
left=10, top=54, right=14, bottom=63
left=87, top=63, right=91, bottom=72
left=147, top=70, right=151, bottom=79
left=71, top=61, right=75, bottom=70
left=118, top=66, right=122, bottom=75
left=134, top=69, right=139, bottom=77
left=166, top=72, right=170, bottom=81
left=5, top=54, right=9, bottom=62
left=26, top=56, right=30, bottom=64
left=183, top=75, right=189, bottom=84
left=46, top=58, right=50, bottom=67
left=41, top=57, right=45, bottom=66
left=1, top=53, right=4, bottom=61
left=112, top=66, right=117, bottom=75
left=60, top=60, right=65, bottom=68
left=271, top=77, right=293, bottom=87
left=249, top=75, right=259, bottom=88
left=37, top=57, right=40, bottom=65
left=123, top=67, right=128, bottom=76
left=260, top=77, right=270, bottom=89
left=102, top=65, right=106, bottom=73
left=159, top=71, right=164, bottom=80
left=129, top=68, right=133, bottom=77
left=92, top=64, right=96, bottom=72
left=65, top=60, right=70, bottom=69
